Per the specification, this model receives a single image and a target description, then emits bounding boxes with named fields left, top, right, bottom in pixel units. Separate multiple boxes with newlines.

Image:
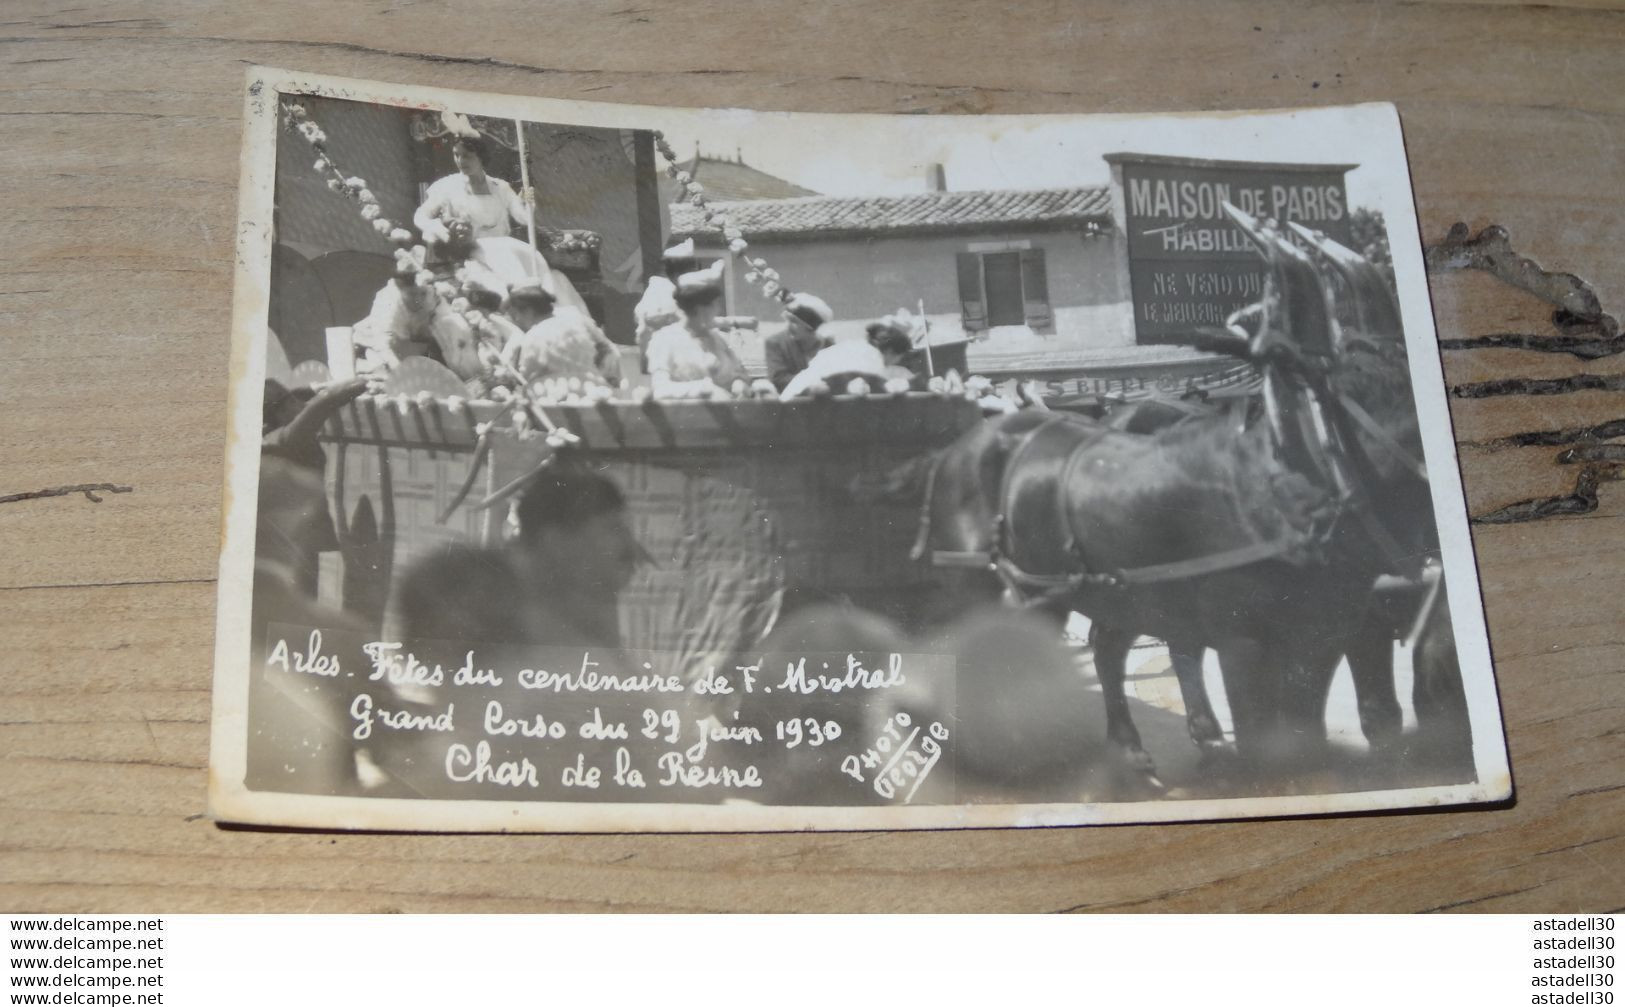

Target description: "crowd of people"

left=254, top=376, right=646, bottom=793
left=258, top=127, right=995, bottom=650
left=633, top=239, right=939, bottom=401
left=339, top=132, right=950, bottom=404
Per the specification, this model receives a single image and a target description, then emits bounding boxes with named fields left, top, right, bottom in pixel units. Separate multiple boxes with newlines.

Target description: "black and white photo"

left=210, top=68, right=1509, bottom=831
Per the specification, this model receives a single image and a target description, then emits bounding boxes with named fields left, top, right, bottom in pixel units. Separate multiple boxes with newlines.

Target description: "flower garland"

left=285, top=102, right=507, bottom=367
left=651, top=132, right=792, bottom=305
left=280, top=109, right=1000, bottom=413
left=282, top=100, right=593, bottom=446
left=549, top=229, right=602, bottom=255
left=283, top=102, right=431, bottom=285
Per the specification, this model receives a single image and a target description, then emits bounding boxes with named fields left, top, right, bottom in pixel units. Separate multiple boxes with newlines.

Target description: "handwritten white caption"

left=265, top=634, right=948, bottom=802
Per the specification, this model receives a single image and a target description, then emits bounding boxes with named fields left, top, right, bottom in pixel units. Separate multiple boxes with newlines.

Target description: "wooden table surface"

left=3, top=0, right=1622, bottom=913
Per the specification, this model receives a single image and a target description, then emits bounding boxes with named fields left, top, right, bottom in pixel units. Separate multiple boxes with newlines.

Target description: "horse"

left=1082, top=221, right=1461, bottom=774
left=904, top=205, right=1437, bottom=778
left=878, top=395, right=1226, bottom=769
left=1096, top=222, right=1469, bottom=777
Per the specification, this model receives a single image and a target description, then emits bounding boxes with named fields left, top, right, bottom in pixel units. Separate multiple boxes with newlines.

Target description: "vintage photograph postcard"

left=210, top=66, right=1511, bottom=831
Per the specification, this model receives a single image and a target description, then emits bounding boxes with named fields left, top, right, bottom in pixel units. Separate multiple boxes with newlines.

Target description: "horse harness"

left=919, top=400, right=1419, bottom=608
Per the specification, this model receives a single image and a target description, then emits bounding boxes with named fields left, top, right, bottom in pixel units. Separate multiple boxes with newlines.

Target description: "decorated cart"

left=315, top=380, right=983, bottom=669
left=276, top=98, right=989, bottom=671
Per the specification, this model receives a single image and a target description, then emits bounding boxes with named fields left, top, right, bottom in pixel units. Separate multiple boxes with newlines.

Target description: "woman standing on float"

left=414, top=135, right=533, bottom=243
left=414, top=131, right=607, bottom=369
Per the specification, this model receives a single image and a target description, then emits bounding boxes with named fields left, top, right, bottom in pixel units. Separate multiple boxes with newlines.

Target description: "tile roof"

left=658, top=153, right=819, bottom=204
left=670, top=186, right=1114, bottom=241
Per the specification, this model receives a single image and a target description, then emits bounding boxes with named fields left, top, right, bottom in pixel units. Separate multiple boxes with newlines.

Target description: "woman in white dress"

left=501, top=281, right=621, bottom=387
left=777, top=310, right=919, bottom=398
left=349, top=265, right=483, bottom=381
left=645, top=263, right=747, bottom=399
left=440, top=214, right=598, bottom=322
left=414, top=135, right=533, bottom=244
left=633, top=238, right=698, bottom=365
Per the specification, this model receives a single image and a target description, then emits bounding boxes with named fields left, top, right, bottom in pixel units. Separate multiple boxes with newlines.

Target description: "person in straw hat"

left=776, top=304, right=921, bottom=399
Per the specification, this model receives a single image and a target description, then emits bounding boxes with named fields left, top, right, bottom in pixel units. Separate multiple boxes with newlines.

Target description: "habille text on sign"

left=1106, top=153, right=1356, bottom=342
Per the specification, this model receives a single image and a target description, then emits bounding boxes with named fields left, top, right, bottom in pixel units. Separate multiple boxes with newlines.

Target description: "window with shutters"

left=956, top=246, right=1052, bottom=333
left=982, top=252, right=1025, bottom=325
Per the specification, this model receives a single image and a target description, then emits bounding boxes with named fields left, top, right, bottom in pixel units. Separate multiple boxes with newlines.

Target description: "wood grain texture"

left=2, top=0, right=1623, bottom=912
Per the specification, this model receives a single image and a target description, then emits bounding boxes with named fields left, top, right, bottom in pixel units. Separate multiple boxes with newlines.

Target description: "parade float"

left=315, top=385, right=981, bottom=670
left=274, top=102, right=986, bottom=671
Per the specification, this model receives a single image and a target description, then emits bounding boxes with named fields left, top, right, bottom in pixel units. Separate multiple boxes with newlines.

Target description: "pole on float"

left=515, top=119, right=538, bottom=250
left=917, top=297, right=936, bottom=377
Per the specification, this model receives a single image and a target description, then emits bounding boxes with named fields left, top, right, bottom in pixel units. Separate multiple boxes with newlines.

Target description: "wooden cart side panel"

left=320, top=398, right=983, bottom=655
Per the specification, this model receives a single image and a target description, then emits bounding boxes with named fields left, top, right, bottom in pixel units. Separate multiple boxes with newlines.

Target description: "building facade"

left=671, top=152, right=1365, bottom=395
left=671, top=186, right=1147, bottom=378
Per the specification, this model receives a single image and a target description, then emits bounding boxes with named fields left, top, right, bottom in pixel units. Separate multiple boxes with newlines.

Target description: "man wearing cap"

left=634, top=238, right=699, bottom=367
left=765, top=291, right=834, bottom=392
